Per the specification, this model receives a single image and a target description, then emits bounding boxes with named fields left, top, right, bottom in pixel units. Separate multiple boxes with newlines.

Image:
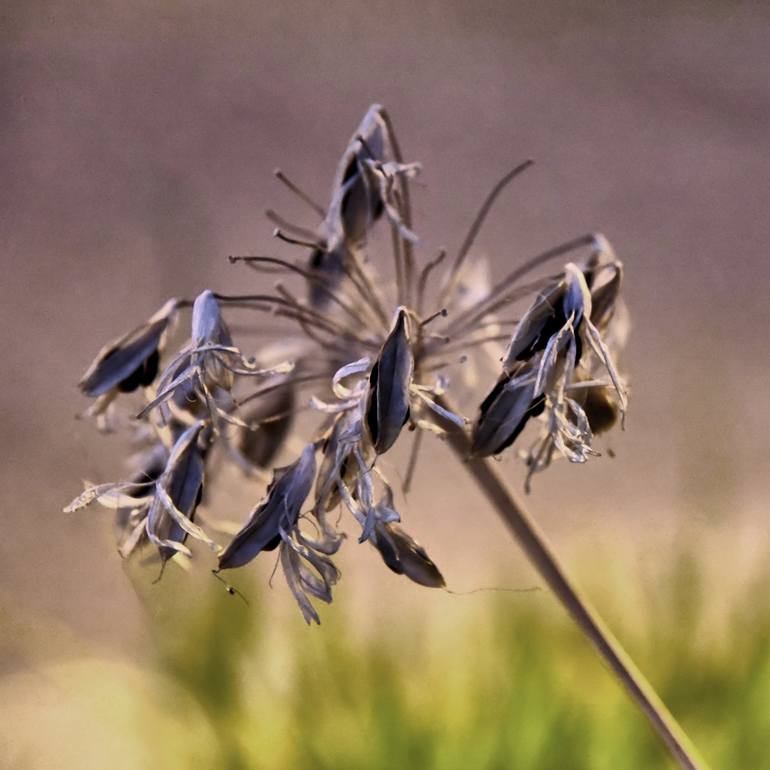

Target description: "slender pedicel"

left=230, top=255, right=375, bottom=331
left=273, top=167, right=326, bottom=218
left=264, top=209, right=320, bottom=242
left=439, top=159, right=535, bottom=307
left=437, top=395, right=709, bottom=770
left=416, top=249, right=447, bottom=315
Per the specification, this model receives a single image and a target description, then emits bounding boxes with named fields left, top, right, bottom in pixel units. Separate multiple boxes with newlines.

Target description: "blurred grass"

left=2, top=543, right=767, bottom=769
left=130, top=549, right=769, bottom=770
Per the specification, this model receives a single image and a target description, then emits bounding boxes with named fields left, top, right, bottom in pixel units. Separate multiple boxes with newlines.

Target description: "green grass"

left=143, top=552, right=770, bottom=770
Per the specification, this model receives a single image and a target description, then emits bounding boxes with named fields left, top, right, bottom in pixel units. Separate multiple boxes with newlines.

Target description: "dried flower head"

left=66, top=104, right=628, bottom=623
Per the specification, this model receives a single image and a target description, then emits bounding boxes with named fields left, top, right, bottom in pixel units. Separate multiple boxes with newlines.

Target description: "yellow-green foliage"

left=142, top=556, right=770, bottom=770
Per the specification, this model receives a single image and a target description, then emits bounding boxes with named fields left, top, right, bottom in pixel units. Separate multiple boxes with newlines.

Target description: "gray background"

left=2, top=0, right=769, bottom=654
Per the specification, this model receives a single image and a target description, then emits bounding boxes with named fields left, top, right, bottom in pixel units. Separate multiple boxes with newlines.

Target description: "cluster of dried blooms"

left=65, top=105, right=628, bottom=624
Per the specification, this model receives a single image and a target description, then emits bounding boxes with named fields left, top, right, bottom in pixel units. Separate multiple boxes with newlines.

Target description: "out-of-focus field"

left=2, top=1, right=770, bottom=768
left=3, top=543, right=770, bottom=769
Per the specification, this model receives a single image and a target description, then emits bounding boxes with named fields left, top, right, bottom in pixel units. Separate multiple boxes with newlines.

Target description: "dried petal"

left=63, top=481, right=153, bottom=513
left=587, top=260, right=623, bottom=330
left=280, top=543, right=321, bottom=625
left=360, top=158, right=421, bottom=243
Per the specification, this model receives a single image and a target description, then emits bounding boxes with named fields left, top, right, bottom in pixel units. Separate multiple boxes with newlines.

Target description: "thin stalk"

left=438, top=159, right=534, bottom=308
left=379, top=107, right=415, bottom=304
left=437, top=396, right=710, bottom=770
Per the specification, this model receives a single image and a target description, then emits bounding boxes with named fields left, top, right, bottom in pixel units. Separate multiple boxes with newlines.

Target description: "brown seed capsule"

left=580, top=385, right=619, bottom=435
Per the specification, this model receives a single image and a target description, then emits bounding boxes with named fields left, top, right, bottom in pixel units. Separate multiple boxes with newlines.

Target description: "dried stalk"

left=438, top=396, right=710, bottom=770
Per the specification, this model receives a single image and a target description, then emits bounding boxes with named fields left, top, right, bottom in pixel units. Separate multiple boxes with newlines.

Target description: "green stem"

left=439, top=398, right=710, bottom=770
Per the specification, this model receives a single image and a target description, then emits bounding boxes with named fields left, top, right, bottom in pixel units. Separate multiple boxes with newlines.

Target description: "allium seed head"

left=66, top=104, right=628, bottom=623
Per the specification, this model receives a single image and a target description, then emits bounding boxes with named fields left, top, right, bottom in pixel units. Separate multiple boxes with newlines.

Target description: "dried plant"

left=65, top=104, right=707, bottom=769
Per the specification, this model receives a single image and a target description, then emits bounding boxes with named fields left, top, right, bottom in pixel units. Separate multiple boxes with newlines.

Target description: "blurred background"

left=2, top=1, right=769, bottom=768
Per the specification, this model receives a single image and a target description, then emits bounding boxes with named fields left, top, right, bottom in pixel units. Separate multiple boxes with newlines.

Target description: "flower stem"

left=438, top=398, right=710, bottom=770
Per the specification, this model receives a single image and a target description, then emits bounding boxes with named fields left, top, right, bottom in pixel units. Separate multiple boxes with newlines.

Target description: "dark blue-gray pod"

left=372, top=521, right=445, bottom=588
left=79, top=299, right=178, bottom=397
left=218, top=444, right=316, bottom=570
left=366, top=308, right=413, bottom=455
left=472, top=368, right=545, bottom=457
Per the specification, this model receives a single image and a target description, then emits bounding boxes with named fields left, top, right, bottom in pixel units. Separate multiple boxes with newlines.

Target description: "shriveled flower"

left=78, top=298, right=179, bottom=426
left=218, top=444, right=341, bottom=624
left=139, top=289, right=293, bottom=429
left=67, top=104, right=628, bottom=623
left=65, top=421, right=216, bottom=562
left=471, top=234, right=627, bottom=490
left=292, top=103, right=420, bottom=305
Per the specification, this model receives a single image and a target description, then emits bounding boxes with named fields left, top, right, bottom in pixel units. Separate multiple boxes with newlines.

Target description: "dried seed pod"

left=79, top=298, right=179, bottom=397
left=145, top=422, right=215, bottom=557
left=218, top=444, right=316, bottom=570
left=238, top=386, right=295, bottom=469
left=191, top=289, right=234, bottom=391
left=502, top=265, right=591, bottom=373
left=191, top=290, right=231, bottom=348
left=154, top=436, right=205, bottom=563
left=502, top=281, right=571, bottom=371
left=307, top=104, right=421, bottom=307
left=306, top=105, right=389, bottom=304
left=372, top=521, right=445, bottom=588
left=114, top=444, right=168, bottom=545
left=580, top=384, right=619, bottom=435
left=365, top=308, right=414, bottom=454
left=472, top=369, right=545, bottom=457
left=332, top=104, right=388, bottom=246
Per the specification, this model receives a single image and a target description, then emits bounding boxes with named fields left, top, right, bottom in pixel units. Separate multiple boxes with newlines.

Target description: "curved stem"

left=438, top=397, right=710, bottom=770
